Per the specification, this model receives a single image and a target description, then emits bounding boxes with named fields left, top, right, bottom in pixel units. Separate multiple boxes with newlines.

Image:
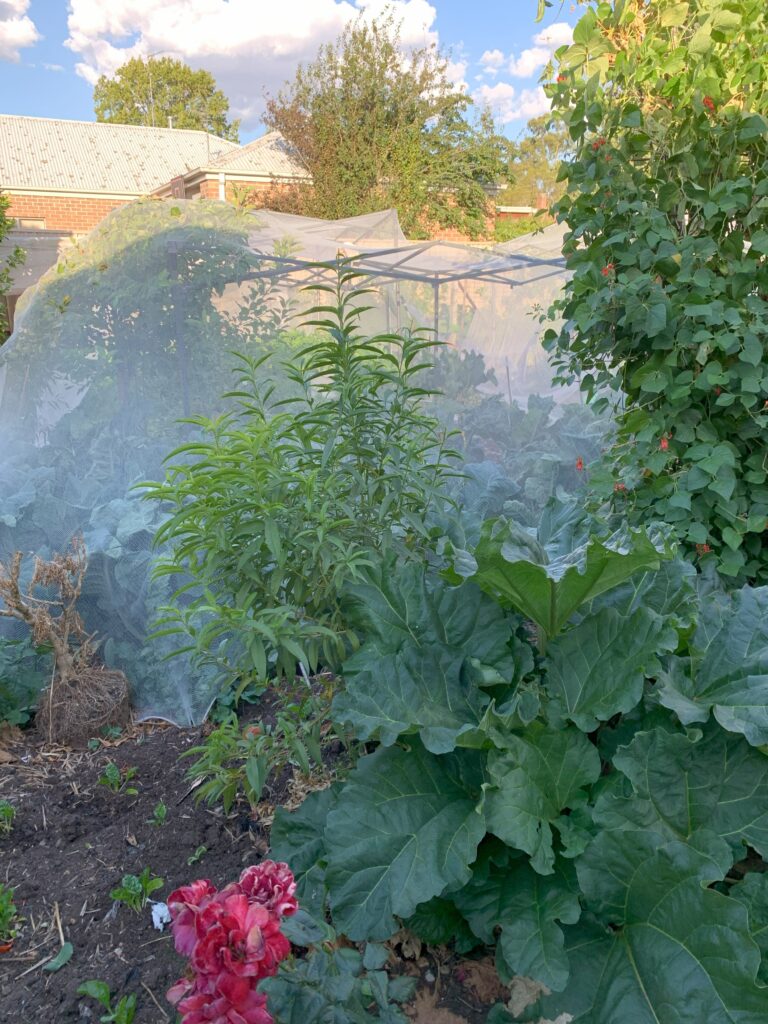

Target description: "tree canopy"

left=93, top=57, right=239, bottom=142
left=263, top=13, right=510, bottom=237
left=498, top=114, right=571, bottom=208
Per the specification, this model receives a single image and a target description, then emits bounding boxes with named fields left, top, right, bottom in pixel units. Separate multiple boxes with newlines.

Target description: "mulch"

left=0, top=721, right=502, bottom=1023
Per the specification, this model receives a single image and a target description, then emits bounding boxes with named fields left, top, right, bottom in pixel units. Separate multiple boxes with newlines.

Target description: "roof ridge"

left=0, top=112, right=238, bottom=146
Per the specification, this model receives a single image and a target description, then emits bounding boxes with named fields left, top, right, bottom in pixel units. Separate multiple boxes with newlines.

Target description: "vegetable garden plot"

left=0, top=198, right=571, bottom=726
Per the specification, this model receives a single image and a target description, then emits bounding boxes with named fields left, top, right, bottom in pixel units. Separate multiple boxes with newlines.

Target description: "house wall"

left=5, top=192, right=132, bottom=233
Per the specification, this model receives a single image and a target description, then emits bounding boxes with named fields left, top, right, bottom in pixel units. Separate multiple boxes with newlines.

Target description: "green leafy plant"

left=77, top=981, right=137, bottom=1024
left=0, top=883, right=19, bottom=942
left=147, top=263, right=457, bottom=690
left=0, top=636, right=49, bottom=726
left=187, top=844, right=207, bottom=866
left=109, top=868, right=163, bottom=913
left=0, top=800, right=15, bottom=836
left=544, top=0, right=768, bottom=582
left=98, top=761, right=138, bottom=796
left=147, top=801, right=167, bottom=826
left=183, top=689, right=338, bottom=815
left=271, top=517, right=768, bottom=1022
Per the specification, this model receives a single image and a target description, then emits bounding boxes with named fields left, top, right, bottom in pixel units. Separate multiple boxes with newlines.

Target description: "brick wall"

left=6, top=193, right=131, bottom=233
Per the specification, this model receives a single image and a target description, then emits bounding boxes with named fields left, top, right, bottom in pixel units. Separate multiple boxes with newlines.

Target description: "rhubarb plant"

left=271, top=517, right=768, bottom=1022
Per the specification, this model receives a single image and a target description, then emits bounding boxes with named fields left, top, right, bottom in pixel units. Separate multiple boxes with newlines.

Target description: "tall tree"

left=263, top=13, right=510, bottom=237
left=94, top=57, right=239, bottom=142
left=0, top=192, right=23, bottom=344
left=498, top=114, right=571, bottom=208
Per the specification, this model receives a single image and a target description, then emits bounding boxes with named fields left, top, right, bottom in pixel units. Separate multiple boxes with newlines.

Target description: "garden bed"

left=0, top=722, right=498, bottom=1023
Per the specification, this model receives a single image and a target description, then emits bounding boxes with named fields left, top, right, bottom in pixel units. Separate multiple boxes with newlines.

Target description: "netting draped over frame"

left=0, top=199, right=570, bottom=724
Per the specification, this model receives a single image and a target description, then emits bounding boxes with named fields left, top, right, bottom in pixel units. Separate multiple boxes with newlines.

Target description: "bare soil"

left=0, top=722, right=501, bottom=1024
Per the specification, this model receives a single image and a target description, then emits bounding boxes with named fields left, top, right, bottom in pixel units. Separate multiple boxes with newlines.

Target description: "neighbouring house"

left=0, top=114, right=308, bottom=336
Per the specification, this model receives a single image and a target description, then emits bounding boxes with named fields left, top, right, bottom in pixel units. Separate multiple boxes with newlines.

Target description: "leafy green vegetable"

left=324, top=742, right=485, bottom=940
left=658, top=586, right=768, bottom=746
left=484, top=722, right=600, bottom=875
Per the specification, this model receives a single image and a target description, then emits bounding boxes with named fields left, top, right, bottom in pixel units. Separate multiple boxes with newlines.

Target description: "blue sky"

left=0, top=1, right=576, bottom=141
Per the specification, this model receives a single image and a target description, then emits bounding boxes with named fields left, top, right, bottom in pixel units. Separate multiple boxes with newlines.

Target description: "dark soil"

left=0, top=722, right=500, bottom=1024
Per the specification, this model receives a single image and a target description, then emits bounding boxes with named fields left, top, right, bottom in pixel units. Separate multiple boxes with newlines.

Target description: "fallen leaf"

left=0, top=749, right=14, bottom=764
left=459, top=958, right=506, bottom=1003
left=506, top=976, right=550, bottom=1018
left=406, top=988, right=467, bottom=1024
left=125, top=832, right=137, bottom=847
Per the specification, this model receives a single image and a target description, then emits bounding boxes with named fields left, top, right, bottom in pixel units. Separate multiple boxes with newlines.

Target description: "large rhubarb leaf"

left=588, top=556, right=698, bottom=630
left=453, top=856, right=580, bottom=992
left=323, top=742, right=485, bottom=940
left=341, top=563, right=517, bottom=671
left=658, top=585, right=768, bottom=746
left=484, top=722, right=601, bottom=874
left=334, top=568, right=531, bottom=753
left=530, top=831, right=766, bottom=1024
left=594, top=724, right=768, bottom=861
left=333, top=643, right=489, bottom=754
left=730, top=873, right=768, bottom=985
left=270, top=784, right=342, bottom=917
left=546, top=606, right=675, bottom=730
left=451, top=517, right=669, bottom=639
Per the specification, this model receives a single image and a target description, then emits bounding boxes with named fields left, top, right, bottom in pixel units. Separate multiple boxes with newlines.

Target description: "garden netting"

left=0, top=198, right=594, bottom=725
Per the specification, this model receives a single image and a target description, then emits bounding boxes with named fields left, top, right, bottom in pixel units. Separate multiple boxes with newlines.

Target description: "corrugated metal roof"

left=0, top=115, right=239, bottom=194
left=206, top=131, right=308, bottom=179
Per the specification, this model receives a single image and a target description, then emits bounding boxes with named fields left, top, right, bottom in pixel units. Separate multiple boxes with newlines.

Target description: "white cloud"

left=446, top=57, right=468, bottom=93
left=43, top=62, right=65, bottom=72
left=0, top=0, right=40, bottom=61
left=472, top=81, right=549, bottom=125
left=534, top=22, right=573, bottom=49
left=65, top=0, right=440, bottom=130
left=479, top=47, right=504, bottom=76
left=508, top=45, right=550, bottom=78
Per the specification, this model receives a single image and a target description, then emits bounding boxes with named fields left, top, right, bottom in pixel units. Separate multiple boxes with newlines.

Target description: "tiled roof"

left=205, top=131, right=308, bottom=180
left=0, top=115, right=239, bottom=194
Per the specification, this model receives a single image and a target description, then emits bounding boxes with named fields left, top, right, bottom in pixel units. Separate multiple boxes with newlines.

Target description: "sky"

left=0, top=0, right=577, bottom=142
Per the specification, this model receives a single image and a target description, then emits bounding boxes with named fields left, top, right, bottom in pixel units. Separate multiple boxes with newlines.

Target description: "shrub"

left=146, top=265, right=457, bottom=690
left=544, top=0, right=768, bottom=581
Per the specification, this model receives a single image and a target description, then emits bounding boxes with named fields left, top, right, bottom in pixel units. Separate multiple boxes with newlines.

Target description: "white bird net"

left=0, top=199, right=578, bottom=724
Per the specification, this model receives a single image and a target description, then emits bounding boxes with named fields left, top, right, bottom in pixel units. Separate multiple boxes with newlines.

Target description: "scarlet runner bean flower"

left=167, top=862, right=297, bottom=1024
left=576, top=457, right=584, bottom=471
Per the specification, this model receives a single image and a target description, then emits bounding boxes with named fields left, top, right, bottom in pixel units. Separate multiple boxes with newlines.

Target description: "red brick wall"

left=6, top=193, right=131, bottom=233
left=195, top=178, right=281, bottom=202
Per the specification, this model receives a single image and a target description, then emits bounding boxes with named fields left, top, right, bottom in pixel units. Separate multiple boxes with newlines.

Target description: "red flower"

left=557, top=74, right=567, bottom=83
left=576, top=457, right=584, bottom=471
left=715, top=387, right=722, bottom=395
left=169, top=974, right=273, bottom=1024
left=696, top=543, right=712, bottom=556
left=601, top=262, right=615, bottom=277
left=659, top=436, right=669, bottom=451
left=613, top=482, right=627, bottom=492
left=168, top=880, right=217, bottom=957
left=703, top=96, right=716, bottom=112
left=234, top=862, right=298, bottom=919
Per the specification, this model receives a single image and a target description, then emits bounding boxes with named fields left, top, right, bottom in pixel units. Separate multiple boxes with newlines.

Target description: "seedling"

left=0, top=800, right=15, bottom=836
left=187, top=844, right=207, bottom=866
left=0, top=884, right=19, bottom=943
left=77, top=980, right=136, bottom=1024
left=98, top=761, right=137, bottom=795
left=147, top=801, right=167, bottom=826
left=109, top=868, right=163, bottom=912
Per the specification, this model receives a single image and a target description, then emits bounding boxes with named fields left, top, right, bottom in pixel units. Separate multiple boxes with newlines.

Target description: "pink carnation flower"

left=168, top=973, right=272, bottom=1024
left=233, top=862, right=298, bottom=919
left=167, top=879, right=218, bottom=957
left=192, top=895, right=290, bottom=981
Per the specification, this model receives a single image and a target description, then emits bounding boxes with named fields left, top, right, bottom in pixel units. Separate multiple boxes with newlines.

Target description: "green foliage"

left=98, top=761, right=138, bottom=796
left=0, top=636, right=49, bottom=726
left=494, top=215, right=549, bottom=244
left=262, top=915, right=415, bottom=1022
left=0, top=800, right=15, bottom=836
left=183, top=688, right=336, bottom=814
left=272, top=520, right=768, bottom=1021
left=0, top=883, right=18, bottom=942
left=264, top=11, right=509, bottom=237
left=545, top=0, right=768, bottom=582
left=77, top=981, right=137, bottom=1024
left=0, top=191, right=23, bottom=344
left=93, top=56, right=239, bottom=140
left=109, top=868, right=163, bottom=913
left=147, top=265, right=457, bottom=689
left=147, top=801, right=167, bottom=827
